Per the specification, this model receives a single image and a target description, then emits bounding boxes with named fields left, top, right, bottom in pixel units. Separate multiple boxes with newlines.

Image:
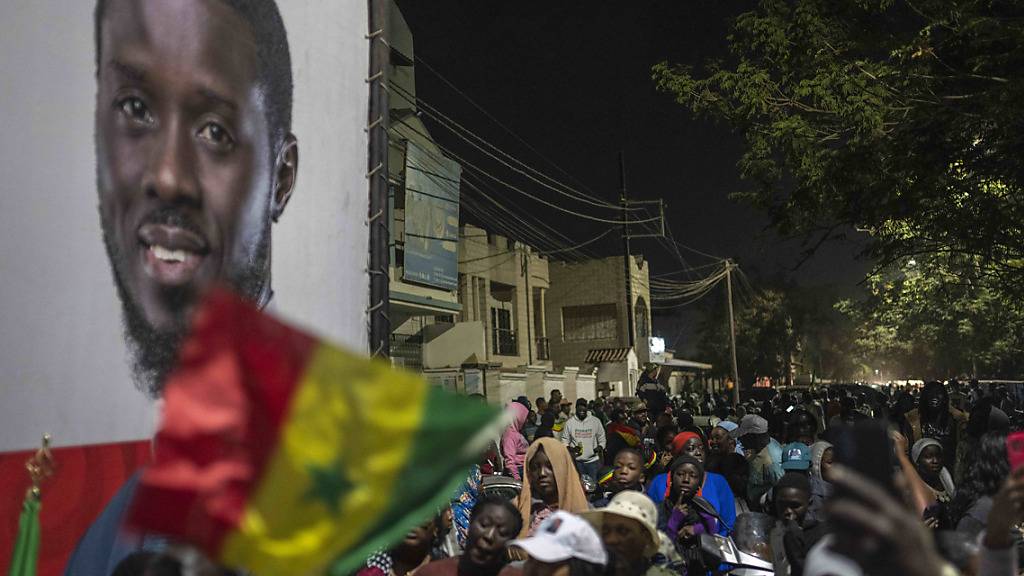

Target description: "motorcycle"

left=699, top=533, right=775, bottom=575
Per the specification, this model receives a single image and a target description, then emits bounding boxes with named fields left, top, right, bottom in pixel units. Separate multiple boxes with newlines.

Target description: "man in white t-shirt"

left=561, top=398, right=606, bottom=481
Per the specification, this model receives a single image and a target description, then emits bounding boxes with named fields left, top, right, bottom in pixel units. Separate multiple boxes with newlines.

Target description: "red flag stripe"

left=126, top=289, right=318, bottom=554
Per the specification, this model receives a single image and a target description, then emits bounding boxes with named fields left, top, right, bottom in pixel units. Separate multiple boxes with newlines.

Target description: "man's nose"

left=145, top=118, right=200, bottom=205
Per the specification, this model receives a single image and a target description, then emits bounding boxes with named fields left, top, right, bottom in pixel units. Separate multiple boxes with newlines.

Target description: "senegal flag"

left=125, top=289, right=501, bottom=575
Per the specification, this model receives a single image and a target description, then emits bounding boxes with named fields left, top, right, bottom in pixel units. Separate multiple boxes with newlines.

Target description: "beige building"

left=457, top=225, right=551, bottom=369
left=545, top=255, right=653, bottom=380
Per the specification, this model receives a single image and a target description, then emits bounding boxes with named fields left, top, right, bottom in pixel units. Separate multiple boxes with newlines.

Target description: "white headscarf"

left=810, top=441, right=833, bottom=482
left=912, top=438, right=956, bottom=497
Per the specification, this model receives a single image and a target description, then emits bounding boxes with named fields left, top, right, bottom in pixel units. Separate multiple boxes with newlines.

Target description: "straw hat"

left=580, top=491, right=660, bottom=558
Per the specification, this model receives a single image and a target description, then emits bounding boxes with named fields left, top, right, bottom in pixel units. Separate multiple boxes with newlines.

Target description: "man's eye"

left=198, top=122, right=234, bottom=149
left=117, top=97, right=153, bottom=125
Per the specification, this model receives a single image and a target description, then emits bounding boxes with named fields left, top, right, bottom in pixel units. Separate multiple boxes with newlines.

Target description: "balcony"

left=535, top=337, right=550, bottom=361
left=390, top=333, right=423, bottom=371
left=492, top=327, right=518, bottom=356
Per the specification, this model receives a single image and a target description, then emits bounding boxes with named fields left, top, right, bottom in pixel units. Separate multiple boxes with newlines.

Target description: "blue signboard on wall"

left=403, top=141, right=461, bottom=290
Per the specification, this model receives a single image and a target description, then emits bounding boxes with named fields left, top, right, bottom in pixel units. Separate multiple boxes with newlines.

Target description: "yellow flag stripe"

left=219, top=343, right=428, bottom=574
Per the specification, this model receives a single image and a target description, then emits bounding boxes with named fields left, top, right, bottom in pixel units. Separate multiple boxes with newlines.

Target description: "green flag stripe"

left=329, top=388, right=499, bottom=575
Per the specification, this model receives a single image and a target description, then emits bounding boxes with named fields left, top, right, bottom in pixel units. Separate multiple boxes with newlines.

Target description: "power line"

left=398, top=129, right=594, bottom=259
left=540, top=228, right=616, bottom=255
left=395, top=116, right=661, bottom=225
left=393, top=82, right=639, bottom=213
left=414, top=54, right=610, bottom=203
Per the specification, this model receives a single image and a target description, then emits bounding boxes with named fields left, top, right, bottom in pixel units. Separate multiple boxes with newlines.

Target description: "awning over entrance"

left=585, top=347, right=632, bottom=363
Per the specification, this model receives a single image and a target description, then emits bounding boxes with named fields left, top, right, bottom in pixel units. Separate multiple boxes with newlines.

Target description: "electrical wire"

left=539, top=228, right=616, bottom=255
left=394, top=113, right=661, bottom=225
left=392, top=82, right=638, bottom=213
left=414, top=54, right=611, bottom=203
left=399, top=130, right=594, bottom=259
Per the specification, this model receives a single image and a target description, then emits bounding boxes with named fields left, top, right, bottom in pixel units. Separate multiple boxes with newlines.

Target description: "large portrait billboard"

left=0, top=1, right=369, bottom=572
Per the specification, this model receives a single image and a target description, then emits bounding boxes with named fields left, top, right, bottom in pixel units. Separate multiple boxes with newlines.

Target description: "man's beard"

left=100, top=206, right=270, bottom=399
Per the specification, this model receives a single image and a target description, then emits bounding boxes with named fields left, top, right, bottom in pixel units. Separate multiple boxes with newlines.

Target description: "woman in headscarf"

left=516, top=438, right=591, bottom=537
left=912, top=437, right=956, bottom=529
left=805, top=441, right=834, bottom=525
left=913, top=438, right=956, bottom=500
left=645, top=431, right=736, bottom=535
left=502, top=402, right=530, bottom=481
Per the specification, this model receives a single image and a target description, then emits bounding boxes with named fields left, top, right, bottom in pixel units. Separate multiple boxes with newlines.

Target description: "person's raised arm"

left=828, top=464, right=947, bottom=576
left=891, top=430, right=933, bottom=516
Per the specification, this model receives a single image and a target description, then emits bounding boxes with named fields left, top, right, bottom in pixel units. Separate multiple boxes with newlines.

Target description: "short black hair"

left=94, top=0, right=293, bottom=156
left=470, top=494, right=523, bottom=537
left=775, top=471, right=811, bottom=495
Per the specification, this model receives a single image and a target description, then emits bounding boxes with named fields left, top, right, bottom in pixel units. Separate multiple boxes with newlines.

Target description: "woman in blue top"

left=646, top=431, right=736, bottom=535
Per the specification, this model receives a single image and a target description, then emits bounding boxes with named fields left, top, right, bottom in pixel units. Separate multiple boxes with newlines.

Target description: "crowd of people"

left=355, top=376, right=1024, bottom=576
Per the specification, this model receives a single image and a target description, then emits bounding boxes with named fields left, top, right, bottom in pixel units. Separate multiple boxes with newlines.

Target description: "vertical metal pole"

left=367, top=0, right=390, bottom=358
left=726, top=261, right=740, bottom=407
left=523, top=249, right=533, bottom=365
left=619, top=151, right=635, bottom=350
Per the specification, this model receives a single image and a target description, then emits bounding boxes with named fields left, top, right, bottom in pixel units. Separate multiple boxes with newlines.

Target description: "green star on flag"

left=304, top=462, right=351, bottom=514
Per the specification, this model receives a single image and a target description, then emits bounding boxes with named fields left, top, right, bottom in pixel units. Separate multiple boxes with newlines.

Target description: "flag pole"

left=8, top=434, right=53, bottom=576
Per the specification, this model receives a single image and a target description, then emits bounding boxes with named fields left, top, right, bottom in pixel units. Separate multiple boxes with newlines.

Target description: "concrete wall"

left=489, top=367, right=595, bottom=406
left=422, top=321, right=487, bottom=368
left=546, top=255, right=652, bottom=371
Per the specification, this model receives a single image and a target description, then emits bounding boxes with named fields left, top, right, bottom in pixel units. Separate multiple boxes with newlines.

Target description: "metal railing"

left=390, top=333, right=423, bottom=371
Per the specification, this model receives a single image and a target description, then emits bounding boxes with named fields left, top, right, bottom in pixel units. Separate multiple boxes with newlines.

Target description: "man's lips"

left=138, top=223, right=209, bottom=253
left=137, top=223, right=210, bottom=287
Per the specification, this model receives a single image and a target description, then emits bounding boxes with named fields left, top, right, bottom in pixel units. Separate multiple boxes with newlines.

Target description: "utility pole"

left=726, top=260, right=740, bottom=407
left=367, top=0, right=390, bottom=358
left=523, top=248, right=533, bottom=364
left=619, top=151, right=636, bottom=350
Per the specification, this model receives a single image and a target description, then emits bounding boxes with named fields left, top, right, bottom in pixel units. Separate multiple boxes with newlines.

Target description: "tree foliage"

left=696, top=282, right=859, bottom=384
left=653, top=0, right=1024, bottom=296
left=837, top=253, right=1024, bottom=378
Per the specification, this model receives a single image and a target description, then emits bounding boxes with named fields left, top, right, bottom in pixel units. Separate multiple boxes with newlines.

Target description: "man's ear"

left=271, top=134, right=299, bottom=222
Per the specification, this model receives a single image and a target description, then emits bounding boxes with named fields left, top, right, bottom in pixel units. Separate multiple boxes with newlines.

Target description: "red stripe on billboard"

left=0, top=440, right=151, bottom=576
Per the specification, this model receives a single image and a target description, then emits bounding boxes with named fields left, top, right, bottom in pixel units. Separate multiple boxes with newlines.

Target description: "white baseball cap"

left=510, top=511, right=608, bottom=566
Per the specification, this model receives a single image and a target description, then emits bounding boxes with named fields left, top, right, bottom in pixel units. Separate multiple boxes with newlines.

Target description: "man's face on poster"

left=95, top=0, right=296, bottom=396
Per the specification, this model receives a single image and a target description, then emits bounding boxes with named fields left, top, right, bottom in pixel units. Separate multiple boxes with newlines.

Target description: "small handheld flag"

left=125, top=289, right=501, bottom=575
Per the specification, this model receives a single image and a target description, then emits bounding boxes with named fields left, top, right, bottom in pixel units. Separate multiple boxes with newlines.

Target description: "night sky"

left=395, top=1, right=871, bottom=352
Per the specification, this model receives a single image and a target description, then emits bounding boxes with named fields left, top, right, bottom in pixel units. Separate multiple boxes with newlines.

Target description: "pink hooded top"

left=502, top=402, right=530, bottom=480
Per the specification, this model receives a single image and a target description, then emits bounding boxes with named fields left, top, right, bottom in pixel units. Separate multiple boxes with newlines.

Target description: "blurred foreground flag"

left=125, top=289, right=500, bottom=575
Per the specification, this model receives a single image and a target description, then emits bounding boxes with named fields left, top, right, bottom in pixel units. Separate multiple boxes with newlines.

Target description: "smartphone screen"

left=832, top=420, right=898, bottom=498
left=1007, top=431, right=1024, bottom=471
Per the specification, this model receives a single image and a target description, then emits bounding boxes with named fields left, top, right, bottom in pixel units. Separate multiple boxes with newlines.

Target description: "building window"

left=635, top=297, right=650, bottom=339
left=562, top=304, right=618, bottom=342
left=490, top=307, right=517, bottom=355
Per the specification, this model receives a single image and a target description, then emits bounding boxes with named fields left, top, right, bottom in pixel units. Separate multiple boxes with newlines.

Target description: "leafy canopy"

left=653, top=0, right=1024, bottom=293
